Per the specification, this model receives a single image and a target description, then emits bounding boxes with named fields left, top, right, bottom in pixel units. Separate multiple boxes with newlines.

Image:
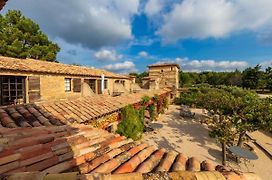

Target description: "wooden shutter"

left=73, top=78, right=81, bottom=92
left=28, top=76, right=41, bottom=103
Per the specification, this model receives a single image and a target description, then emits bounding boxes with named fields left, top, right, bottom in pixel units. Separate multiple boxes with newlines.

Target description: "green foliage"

left=174, top=91, right=199, bottom=106
left=148, top=104, right=155, bottom=121
left=116, top=105, right=144, bottom=140
left=242, top=65, right=262, bottom=89
left=138, top=106, right=145, bottom=123
left=188, top=86, right=272, bottom=145
left=129, top=72, right=149, bottom=84
left=141, top=96, right=151, bottom=105
left=162, top=97, right=169, bottom=109
left=179, top=70, right=243, bottom=88
left=0, top=10, right=60, bottom=61
left=153, top=94, right=159, bottom=102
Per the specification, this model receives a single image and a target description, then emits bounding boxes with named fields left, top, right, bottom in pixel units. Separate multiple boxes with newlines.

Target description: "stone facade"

left=0, top=70, right=131, bottom=105
left=147, top=63, right=180, bottom=90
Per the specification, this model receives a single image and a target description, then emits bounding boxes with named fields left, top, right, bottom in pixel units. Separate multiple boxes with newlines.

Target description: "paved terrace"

left=0, top=125, right=260, bottom=180
left=0, top=89, right=170, bottom=128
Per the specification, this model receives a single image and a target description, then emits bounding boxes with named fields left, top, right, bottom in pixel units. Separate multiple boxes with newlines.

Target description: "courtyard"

left=142, top=105, right=272, bottom=180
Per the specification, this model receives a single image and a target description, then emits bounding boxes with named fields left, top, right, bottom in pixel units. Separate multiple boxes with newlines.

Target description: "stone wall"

left=148, top=66, right=179, bottom=89
left=0, top=70, right=132, bottom=103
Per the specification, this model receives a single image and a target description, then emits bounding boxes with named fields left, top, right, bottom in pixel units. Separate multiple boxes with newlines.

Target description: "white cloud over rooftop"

left=157, top=57, right=249, bottom=72
left=95, top=50, right=123, bottom=61
left=103, top=61, right=137, bottom=73
left=5, top=0, right=140, bottom=49
left=156, top=0, right=272, bottom=43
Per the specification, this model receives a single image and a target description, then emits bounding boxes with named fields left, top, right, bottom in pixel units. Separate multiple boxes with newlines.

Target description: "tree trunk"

left=237, top=131, right=246, bottom=147
left=222, top=142, right=227, bottom=166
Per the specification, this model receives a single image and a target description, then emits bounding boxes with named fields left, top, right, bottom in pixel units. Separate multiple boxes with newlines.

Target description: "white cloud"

left=156, top=0, right=272, bottom=43
left=103, top=61, right=137, bottom=73
left=157, top=57, right=249, bottom=72
left=94, top=50, right=123, bottom=61
left=260, top=60, right=272, bottom=69
left=145, top=0, right=163, bottom=17
left=5, top=0, right=140, bottom=49
left=138, top=51, right=149, bottom=58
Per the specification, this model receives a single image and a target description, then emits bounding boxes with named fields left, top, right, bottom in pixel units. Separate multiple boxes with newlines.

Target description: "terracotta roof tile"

left=0, top=125, right=260, bottom=180
left=148, top=63, right=180, bottom=69
left=136, top=148, right=166, bottom=173
left=0, top=89, right=171, bottom=129
left=0, top=56, right=128, bottom=79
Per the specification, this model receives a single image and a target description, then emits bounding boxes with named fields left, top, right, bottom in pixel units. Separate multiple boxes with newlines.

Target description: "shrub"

left=141, top=96, right=151, bottom=105
left=148, top=104, right=155, bottom=121
left=163, top=97, right=169, bottom=109
left=153, top=94, right=159, bottom=102
left=116, top=105, right=144, bottom=140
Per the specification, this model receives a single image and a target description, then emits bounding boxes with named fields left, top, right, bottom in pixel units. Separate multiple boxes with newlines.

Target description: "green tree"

left=265, top=67, right=272, bottom=91
left=226, top=70, right=242, bottom=86
left=129, top=72, right=149, bottom=84
left=0, top=10, right=60, bottom=61
left=242, top=65, right=261, bottom=89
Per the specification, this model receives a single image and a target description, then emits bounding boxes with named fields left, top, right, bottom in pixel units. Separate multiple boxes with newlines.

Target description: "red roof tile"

left=0, top=56, right=127, bottom=79
left=148, top=63, right=180, bottom=69
left=0, top=89, right=171, bottom=128
left=0, top=125, right=260, bottom=180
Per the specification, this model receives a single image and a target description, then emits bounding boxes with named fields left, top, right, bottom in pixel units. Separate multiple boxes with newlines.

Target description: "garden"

left=174, top=85, right=272, bottom=165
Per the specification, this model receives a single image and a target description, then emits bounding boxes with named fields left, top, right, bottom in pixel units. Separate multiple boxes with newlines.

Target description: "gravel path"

left=142, top=105, right=272, bottom=180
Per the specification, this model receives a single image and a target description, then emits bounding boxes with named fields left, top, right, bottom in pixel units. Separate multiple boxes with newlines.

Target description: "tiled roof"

left=0, top=89, right=171, bottom=128
left=0, top=56, right=128, bottom=79
left=0, top=0, right=8, bottom=10
left=0, top=104, right=64, bottom=128
left=0, top=126, right=260, bottom=180
left=148, top=63, right=180, bottom=69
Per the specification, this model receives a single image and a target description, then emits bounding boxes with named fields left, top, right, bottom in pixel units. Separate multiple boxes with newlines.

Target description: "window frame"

left=64, top=78, right=72, bottom=92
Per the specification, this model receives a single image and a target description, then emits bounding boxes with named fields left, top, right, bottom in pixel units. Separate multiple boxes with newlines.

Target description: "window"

left=161, top=69, right=163, bottom=72
left=64, top=78, right=71, bottom=92
left=73, top=78, right=81, bottom=92
left=121, top=80, right=125, bottom=86
left=85, top=79, right=96, bottom=93
left=171, top=67, right=173, bottom=71
left=0, top=76, right=26, bottom=105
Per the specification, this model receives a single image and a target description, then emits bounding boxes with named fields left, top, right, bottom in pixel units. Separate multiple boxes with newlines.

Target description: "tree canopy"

left=0, top=10, right=60, bottom=61
left=177, top=86, right=272, bottom=165
left=179, top=65, right=272, bottom=92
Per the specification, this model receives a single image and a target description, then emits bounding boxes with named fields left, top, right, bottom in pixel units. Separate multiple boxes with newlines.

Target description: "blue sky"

left=2, top=0, right=272, bottom=73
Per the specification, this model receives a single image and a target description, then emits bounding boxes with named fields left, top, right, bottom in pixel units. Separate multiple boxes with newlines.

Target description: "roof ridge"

left=0, top=56, right=128, bottom=79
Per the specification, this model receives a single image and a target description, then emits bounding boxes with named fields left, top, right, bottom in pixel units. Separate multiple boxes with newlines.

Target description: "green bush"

left=153, top=94, right=159, bottom=102
left=141, top=96, right=151, bottom=105
left=116, top=105, right=144, bottom=140
left=148, top=104, right=155, bottom=121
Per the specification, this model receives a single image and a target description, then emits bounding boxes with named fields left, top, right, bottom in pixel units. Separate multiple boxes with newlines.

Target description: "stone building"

left=144, top=63, right=180, bottom=90
left=0, top=56, right=132, bottom=106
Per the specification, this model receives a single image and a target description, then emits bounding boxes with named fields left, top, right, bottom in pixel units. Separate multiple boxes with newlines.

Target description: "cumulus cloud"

left=5, top=0, right=140, bottom=49
left=144, top=0, right=163, bottom=17
left=156, top=0, right=272, bottom=43
left=94, top=50, right=123, bottom=61
left=138, top=51, right=149, bottom=58
left=103, top=61, right=137, bottom=73
left=157, top=57, right=249, bottom=72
